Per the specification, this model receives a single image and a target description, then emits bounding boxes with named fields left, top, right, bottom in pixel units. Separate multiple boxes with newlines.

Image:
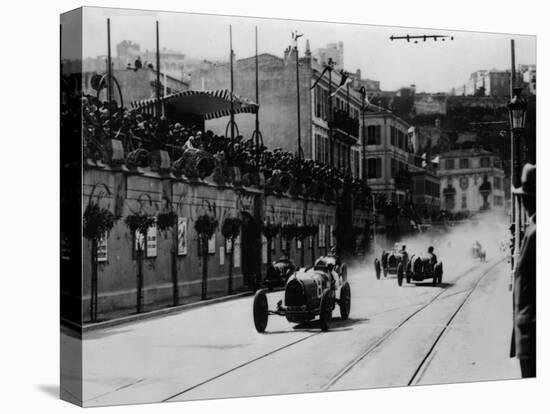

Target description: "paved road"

left=79, top=252, right=518, bottom=407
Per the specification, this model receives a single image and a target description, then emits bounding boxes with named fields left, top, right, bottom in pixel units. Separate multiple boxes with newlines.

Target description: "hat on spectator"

left=512, top=163, right=535, bottom=196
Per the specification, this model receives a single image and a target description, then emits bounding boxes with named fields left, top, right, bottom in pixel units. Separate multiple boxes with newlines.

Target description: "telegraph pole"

left=293, top=31, right=303, bottom=159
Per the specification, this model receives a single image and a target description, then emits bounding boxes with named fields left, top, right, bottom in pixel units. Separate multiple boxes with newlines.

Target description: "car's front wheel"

left=339, top=282, right=351, bottom=320
left=397, top=263, right=404, bottom=287
left=374, top=258, right=381, bottom=280
left=253, top=290, right=269, bottom=333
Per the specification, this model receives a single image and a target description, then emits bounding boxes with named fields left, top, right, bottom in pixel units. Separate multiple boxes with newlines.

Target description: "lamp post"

left=508, top=86, right=527, bottom=286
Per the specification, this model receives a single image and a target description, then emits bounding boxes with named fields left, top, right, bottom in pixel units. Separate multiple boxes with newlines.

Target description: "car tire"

left=339, top=282, right=351, bottom=321
left=383, top=267, right=388, bottom=278
left=406, top=270, right=411, bottom=284
left=253, top=289, right=269, bottom=333
left=435, top=262, right=443, bottom=285
left=320, top=288, right=333, bottom=332
left=374, top=259, right=381, bottom=280
left=397, top=263, right=404, bottom=287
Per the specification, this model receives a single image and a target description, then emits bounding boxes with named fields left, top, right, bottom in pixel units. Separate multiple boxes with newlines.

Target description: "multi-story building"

left=189, top=45, right=364, bottom=176
left=348, top=69, right=381, bottom=99
left=519, top=64, right=536, bottom=95
left=312, top=41, right=344, bottom=70
left=361, top=110, right=415, bottom=205
left=437, top=148, right=506, bottom=214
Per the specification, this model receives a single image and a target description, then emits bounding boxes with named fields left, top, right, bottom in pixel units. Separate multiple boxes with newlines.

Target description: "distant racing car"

left=402, top=247, right=443, bottom=287
left=253, top=255, right=350, bottom=332
left=374, top=243, right=409, bottom=279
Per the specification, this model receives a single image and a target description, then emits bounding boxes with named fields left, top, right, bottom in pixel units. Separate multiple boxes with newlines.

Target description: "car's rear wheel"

left=320, top=288, right=333, bottom=331
left=435, top=262, right=443, bottom=285
left=374, top=259, right=381, bottom=280
left=253, top=290, right=269, bottom=333
left=339, top=282, right=351, bottom=320
left=397, top=263, right=404, bottom=287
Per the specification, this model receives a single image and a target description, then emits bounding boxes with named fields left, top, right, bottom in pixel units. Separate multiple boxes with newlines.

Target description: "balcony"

left=331, top=109, right=359, bottom=139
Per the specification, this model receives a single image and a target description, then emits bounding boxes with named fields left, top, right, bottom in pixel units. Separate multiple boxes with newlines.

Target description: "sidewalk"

left=413, top=258, right=521, bottom=385
left=79, top=288, right=259, bottom=333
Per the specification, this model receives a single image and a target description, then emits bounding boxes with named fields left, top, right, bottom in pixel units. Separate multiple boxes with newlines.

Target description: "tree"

left=124, top=213, right=156, bottom=313
left=83, top=203, right=117, bottom=322
left=194, top=215, right=218, bottom=300
left=221, top=217, right=242, bottom=294
left=156, top=211, right=179, bottom=306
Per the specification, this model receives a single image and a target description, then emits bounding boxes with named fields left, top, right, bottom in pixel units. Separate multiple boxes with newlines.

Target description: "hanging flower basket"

left=156, top=211, right=178, bottom=232
left=83, top=203, right=117, bottom=241
left=124, top=212, right=156, bottom=235
left=280, top=223, right=298, bottom=240
left=221, top=217, right=242, bottom=240
left=262, top=222, right=281, bottom=239
left=194, top=214, right=218, bottom=238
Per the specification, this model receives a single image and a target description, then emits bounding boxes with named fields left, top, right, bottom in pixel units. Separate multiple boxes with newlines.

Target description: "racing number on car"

left=314, top=279, right=322, bottom=297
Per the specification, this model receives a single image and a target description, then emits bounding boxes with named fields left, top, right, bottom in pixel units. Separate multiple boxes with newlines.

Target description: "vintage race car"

left=374, top=243, right=409, bottom=279
left=253, top=255, right=351, bottom=332
left=264, top=258, right=299, bottom=290
left=471, top=243, right=487, bottom=262
left=401, top=253, right=443, bottom=287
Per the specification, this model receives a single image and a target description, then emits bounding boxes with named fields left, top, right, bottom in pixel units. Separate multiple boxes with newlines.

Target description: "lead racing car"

left=253, top=255, right=351, bottom=332
left=374, top=243, right=409, bottom=280
left=401, top=247, right=443, bottom=287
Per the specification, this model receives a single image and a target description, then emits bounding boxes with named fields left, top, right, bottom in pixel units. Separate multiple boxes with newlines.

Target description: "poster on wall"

left=97, top=235, right=108, bottom=262
left=261, top=235, right=268, bottom=264
left=219, top=247, right=225, bottom=265
left=208, top=233, right=216, bottom=254
left=135, top=231, right=145, bottom=254
left=329, top=225, right=334, bottom=248
left=147, top=222, right=157, bottom=257
left=225, top=237, right=231, bottom=253
left=233, top=234, right=241, bottom=268
left=177, top=217, right=187, bottom=255
left=318, top=224, right=326, bottom=248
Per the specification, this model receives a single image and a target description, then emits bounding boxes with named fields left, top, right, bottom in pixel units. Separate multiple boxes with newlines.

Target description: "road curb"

left=80, top=290, right=254, bottom=333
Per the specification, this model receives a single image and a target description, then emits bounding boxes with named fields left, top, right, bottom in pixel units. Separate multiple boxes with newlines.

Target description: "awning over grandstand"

left=130, top=89, right=259, bottom=120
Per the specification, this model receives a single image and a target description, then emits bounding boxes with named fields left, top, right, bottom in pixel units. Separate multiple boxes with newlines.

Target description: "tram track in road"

left=162, top=260, right=496, bottom=402
left=322, top=258, right=504, bottom=391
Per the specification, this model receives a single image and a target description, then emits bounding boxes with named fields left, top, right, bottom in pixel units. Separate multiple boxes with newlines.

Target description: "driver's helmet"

left=394, top=242, right=400, bottom=251
left=428, top=246, right=435, bottom=254
left=401, top=244, right=407, bottom=252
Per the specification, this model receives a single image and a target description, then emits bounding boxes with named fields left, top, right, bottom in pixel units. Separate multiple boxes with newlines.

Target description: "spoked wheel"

left=435, top=263, right=443, bottom=285
left=253, top=290, right=269, bottom=333
left=374, top=259, right=381, bottom=280
left=397, top=263, right=404, bottom=287
left=339, top=282, right=351, bottom=320
left=319, top=288, right=333, bottom=332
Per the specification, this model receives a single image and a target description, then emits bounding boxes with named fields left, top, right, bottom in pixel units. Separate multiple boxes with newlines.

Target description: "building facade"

left=361, top=110, right=415, bottom=205
left=189, top=47, right=364, bottom=176
left=437, top=148, right=506, bottom=214
left=312, top=41, right=344, bottom=70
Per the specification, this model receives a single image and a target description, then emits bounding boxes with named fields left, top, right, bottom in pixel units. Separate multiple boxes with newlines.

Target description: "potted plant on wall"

left=156, top=210, right=179, bottom=306
left=124, top=212, right=156, bottom=313
left=221, top=217, right=242, bottom=294
left=194, top=214, right=218, bottom=300
left=83, top=202, right=117, bottom=322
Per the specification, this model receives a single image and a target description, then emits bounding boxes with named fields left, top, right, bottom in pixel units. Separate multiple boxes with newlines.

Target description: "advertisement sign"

left=177, top=217, right=187, bottom=255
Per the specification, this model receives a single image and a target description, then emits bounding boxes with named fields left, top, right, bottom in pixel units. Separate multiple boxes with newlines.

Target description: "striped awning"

left=130, top=89, right=259, bottom=120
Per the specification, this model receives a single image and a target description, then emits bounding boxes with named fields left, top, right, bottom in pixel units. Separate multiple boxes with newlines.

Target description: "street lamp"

left=508, top=87, right=527, bottom=187
left=508, top=87, right=528, bottom=132
left=507, top=86, right=527, bottom=289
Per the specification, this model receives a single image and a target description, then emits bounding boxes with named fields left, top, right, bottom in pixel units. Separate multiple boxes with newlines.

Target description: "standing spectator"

left=134, top=56, right=142, bottom=70
left=510, top=163, right=536, bottom=378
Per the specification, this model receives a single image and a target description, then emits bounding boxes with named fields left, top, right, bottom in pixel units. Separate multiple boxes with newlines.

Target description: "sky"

left=81, top=6, right=536, bottom=93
